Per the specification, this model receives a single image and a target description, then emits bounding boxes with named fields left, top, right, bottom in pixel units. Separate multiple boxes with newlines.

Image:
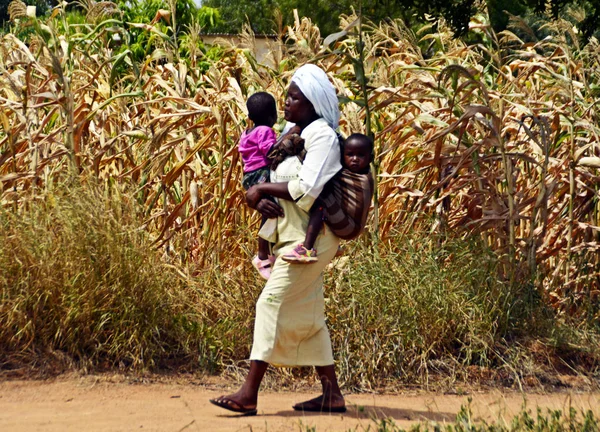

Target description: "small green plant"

left=355, top=402, right=599, bottom=431
left=298, top=421, right=317, bottom=432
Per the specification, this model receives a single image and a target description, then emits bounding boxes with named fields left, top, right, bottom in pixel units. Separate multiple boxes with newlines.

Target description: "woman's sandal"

left=209, top=397, right=258, bottom=416
left=292, top=398, right=346, bottom=413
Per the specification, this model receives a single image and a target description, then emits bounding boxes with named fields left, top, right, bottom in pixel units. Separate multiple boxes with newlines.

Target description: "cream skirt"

left=250, top=189, right=340, bottom=366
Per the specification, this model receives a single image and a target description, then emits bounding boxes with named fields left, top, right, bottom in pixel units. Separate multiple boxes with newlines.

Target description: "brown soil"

left=1, top=375, right=599, bottom=432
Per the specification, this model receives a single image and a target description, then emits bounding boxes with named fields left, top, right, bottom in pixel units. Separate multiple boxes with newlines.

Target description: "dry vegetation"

left=1, top=1, right=599, bottom=387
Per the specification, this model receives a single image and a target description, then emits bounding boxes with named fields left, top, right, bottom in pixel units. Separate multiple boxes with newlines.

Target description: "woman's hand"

left=246, top=185, right=263, bottom=209
left=256, top=199, right=284, bottom=219
left=247, top=181, right=292, bottom=215
left=247, top=185, right=284, bottom=217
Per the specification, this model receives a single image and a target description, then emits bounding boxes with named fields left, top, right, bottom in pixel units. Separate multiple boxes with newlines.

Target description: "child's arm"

left=267, top=125, right=302, bottom=157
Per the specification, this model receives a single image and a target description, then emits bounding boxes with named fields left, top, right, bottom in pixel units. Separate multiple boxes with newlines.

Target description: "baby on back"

left=281, top=133, right=374, bottom=263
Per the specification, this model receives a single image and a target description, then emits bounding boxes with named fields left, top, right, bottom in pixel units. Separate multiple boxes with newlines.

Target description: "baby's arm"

left=303, top=200, right=324, bottom=250
left=286, top=125, right=302, bottom=136
left=267, top=125, right=302, bottom=156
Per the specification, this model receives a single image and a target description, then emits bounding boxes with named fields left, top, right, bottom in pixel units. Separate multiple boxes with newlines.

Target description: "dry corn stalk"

left=1, top=7, right=599, bottom=316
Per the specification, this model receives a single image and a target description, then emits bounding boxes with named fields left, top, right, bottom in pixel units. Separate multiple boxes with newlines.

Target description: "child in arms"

left=239, top=92, right=278, bottom=278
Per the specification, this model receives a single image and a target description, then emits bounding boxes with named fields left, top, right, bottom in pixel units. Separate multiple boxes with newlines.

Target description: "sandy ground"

left=1, top=376, right=599, bottom=432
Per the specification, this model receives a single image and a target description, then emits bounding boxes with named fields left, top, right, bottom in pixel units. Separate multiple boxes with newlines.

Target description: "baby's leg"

left=281, top=202, right=322, bottom=263
left=258, top=215, right=270, bottom=260
left=304, top=203, right=324, bottom=250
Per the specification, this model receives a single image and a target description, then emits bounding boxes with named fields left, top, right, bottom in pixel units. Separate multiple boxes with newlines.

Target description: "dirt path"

left=1, top=376, right=599, bottom=431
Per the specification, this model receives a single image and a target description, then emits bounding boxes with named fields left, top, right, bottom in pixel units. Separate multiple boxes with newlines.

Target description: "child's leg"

left=257, top=238, right=270, bottom=260
left=304, top=203, right=324, bottom=250
left=257, top=215, right=270, bottom=260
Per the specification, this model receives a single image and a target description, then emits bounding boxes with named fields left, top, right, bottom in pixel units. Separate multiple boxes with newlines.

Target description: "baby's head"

left=247, top=92, right=277, bottom=128
left=342, top=133, right=373, bottom=174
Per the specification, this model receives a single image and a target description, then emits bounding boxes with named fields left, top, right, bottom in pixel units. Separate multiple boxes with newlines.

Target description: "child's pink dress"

left=239, top=125, right=276, bottom=175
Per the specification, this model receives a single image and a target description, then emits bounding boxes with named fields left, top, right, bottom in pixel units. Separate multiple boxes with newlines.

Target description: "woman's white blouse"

left=284, top=118, right=342, bottom=212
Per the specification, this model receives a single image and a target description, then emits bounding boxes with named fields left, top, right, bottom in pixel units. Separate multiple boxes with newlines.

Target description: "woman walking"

left=210, top=64, right=346, bottom=415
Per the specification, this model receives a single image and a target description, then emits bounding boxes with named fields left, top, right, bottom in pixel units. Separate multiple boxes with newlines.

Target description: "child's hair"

left=247, top=92, right=277, bottom=127
left=343, top=133, right=374, bottom=161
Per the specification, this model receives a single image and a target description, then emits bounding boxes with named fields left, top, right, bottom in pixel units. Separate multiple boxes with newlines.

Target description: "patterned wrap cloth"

left=320, top=169, right=374, bottom=240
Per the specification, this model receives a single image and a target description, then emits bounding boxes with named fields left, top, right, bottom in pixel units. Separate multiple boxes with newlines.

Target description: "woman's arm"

left=246, top=182, right=292, bottom=209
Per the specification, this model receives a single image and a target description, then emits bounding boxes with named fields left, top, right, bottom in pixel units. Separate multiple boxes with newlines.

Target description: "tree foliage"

left=2, top=0, right=599, bottom=40
left=200, top=0, right=279, bottom=33
left=194, top=0, right=600, bottom=40
left=518, top=0, right=600, bottom=40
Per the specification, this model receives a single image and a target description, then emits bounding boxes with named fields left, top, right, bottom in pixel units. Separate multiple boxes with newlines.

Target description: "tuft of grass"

left=360, top=402, right=599, bottom=432
left=326, top=228, right=600, bottom=390
left=0, top=180, right=221, bottom=374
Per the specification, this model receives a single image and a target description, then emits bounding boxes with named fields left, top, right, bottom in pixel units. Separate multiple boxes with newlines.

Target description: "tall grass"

left=328, top=232, right=509, bottom=388
left=0, top=179, right=282, bottom=375
left=0, top=181, right=220, bottom=373
left=1, top=180, right=598, bottom=385
left=327, top=228, right=600, bottom=390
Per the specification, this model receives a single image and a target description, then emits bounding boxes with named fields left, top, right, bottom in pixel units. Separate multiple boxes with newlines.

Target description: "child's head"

left=247, top=92, right=277, bottom=127
left=342, top=133, right=373, bottom=174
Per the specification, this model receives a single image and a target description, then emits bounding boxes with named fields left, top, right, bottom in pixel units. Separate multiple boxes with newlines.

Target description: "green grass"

left=325, top=231, right=599, bottom=389
left=327, top=232, right=509, bottom=388
left=337, top=403, right=599, bottom=431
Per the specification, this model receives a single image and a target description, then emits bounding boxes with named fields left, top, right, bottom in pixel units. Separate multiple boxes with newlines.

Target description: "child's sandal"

left=281, top=244, right=318, bottom=263
left=252, top=255, right=273, bottom=280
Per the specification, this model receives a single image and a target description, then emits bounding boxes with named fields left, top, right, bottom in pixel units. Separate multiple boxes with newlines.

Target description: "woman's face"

left=284, top=82, right=317, bottom=127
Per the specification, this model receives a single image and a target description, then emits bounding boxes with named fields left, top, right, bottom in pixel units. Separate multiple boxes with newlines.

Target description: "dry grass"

left=0, top=179, right=273, bottom=375
left=1, top=180, right=598, bottom=387
left=2, top=5, right=599, bottom=309
left=1, top=2, right=600, bottom=383
left=0, top=180, right=203, bottom=372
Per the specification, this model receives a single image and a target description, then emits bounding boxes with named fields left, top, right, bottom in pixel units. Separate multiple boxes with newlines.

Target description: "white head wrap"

left=291, top=64, right=340, bottom=130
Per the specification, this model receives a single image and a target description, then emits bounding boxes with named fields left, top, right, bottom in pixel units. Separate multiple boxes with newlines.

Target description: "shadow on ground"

left=254, top=405, right=455, bottom=422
